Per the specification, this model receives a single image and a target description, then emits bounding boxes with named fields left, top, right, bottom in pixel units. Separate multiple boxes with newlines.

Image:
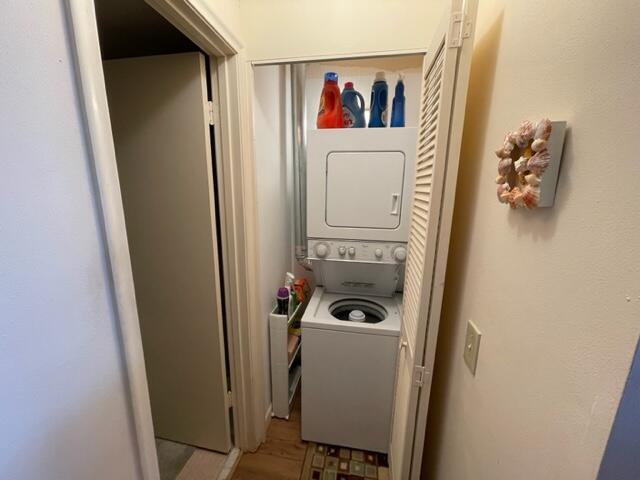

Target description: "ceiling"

left=94, top=0, right=199, bottom=60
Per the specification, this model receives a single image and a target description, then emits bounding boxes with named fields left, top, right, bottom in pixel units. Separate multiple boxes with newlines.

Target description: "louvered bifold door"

left=388, top=1, right=477, bottom=479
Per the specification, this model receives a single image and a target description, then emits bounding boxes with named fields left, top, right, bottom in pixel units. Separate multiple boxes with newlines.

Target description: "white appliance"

left=301, top=288, right=401, bottom=452
left=307, top=128, right=417, bottom=244
left=301, top=128, right=416, bottom=452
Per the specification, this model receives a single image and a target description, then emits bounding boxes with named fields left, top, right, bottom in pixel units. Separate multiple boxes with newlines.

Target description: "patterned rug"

left=300, top=442, right=390, bottom=480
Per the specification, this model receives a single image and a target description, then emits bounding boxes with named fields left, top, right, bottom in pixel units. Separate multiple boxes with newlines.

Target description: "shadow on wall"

left=420, top=11, right=504, bottom=480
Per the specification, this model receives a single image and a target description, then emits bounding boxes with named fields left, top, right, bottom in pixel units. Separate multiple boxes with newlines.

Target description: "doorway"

left=93, top=1, right=233, bottom=478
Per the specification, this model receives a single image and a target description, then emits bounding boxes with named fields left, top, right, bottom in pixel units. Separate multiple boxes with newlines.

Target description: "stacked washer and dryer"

left=301, top=127, right=417, bottom=453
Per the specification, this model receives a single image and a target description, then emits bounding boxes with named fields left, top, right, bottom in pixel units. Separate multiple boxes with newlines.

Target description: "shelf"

left=287, top=301, right=304, bottom=327
left=288, top=364, right=302, bottom=406
left=288, top=339, right=302, bottom=370
left=270, top=299, right=307, bottom=419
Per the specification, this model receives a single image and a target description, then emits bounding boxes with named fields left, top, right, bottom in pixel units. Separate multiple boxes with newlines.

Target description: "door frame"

left=65, top=1, right=264, bottom=478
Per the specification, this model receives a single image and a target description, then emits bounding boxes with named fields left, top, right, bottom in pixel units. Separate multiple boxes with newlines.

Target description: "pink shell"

left=508, top=186, right=524, bottom=207
left=516, top=121, right=535, bottom=148
left=497, top=183, right=510, bottom=203
left=534, top=118, right=552, bottom=141
left=502, top=135, right=515, bottom=155
left=498, top=157, right=513, bottom=176
left=521, top=185, right=540, bottom=209
left=528, top=150, right=551, bottom=176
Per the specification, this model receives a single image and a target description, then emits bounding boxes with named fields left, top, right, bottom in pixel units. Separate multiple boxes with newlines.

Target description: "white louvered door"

left=389, top=1, right=477, bottom=479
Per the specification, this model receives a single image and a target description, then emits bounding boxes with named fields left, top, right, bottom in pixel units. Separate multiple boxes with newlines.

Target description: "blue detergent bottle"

left=391, top=74, right=405, bottom=127
left=341, top=82, right=366, bottom=128
left=368, top=72, right=388, bottom=128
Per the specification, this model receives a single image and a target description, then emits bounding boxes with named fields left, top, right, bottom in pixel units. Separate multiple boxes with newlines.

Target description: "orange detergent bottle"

left=316, top=72, right=343, bottom=128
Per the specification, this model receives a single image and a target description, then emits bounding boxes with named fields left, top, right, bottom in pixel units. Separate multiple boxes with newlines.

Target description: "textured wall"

left=422, top=1, right=640, bottom=479
left=0, top=2, right=140, bottom=479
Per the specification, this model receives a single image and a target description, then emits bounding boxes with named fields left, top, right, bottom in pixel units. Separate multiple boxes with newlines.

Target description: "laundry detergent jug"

left=368, top=71, right=388, bottom=128
left=341, top=82, right=366, bottom=128
left=390, top=74, right=405, bottom=127
left=316, top=72, right=343, bottom=129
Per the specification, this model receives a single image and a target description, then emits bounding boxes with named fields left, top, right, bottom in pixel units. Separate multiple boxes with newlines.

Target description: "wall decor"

left=495, top=119, right=566, bottom=209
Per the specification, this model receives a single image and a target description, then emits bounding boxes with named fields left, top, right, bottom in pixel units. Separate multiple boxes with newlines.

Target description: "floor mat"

left=300, top=442, right=390, bottom=480
left=155, top=438, right=195, bottom=480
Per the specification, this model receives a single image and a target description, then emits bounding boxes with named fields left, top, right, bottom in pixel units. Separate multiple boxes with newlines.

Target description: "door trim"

left=64, top=1, right=264, bottom=478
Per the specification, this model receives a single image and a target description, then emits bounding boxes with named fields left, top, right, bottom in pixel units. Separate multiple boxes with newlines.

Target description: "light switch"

left=463, top=320, right=481, bottom=375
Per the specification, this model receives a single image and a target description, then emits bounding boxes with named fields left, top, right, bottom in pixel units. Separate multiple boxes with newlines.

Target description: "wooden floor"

left=231, top=392, right=306, bottom=480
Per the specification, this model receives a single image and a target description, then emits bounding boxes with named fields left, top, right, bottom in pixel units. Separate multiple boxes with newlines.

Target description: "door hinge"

left=414, top=365, right=428, bottom=387
left=227, top=390, right=233, bottom=408
left=208, top=100, right=216, bottom=126
left=448, top=12, right=472, bottom=48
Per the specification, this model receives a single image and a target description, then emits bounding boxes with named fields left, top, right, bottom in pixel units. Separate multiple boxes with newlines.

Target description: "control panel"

left=308, top=239, right=407, bottom=264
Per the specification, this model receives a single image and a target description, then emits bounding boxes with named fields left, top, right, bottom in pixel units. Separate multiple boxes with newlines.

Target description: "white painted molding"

left=68, top=0, right=271, bottom=464
left=64, top=1, right=160, bottom=479
left=251, top=47, right=428, bottom=66
left=146, top=0, right=241, bottom=55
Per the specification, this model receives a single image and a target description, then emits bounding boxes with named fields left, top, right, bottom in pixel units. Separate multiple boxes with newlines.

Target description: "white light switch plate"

left=463, top=320, right=481, bottom=375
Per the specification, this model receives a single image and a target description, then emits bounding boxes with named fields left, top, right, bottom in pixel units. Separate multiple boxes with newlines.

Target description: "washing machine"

left=301, top=128, right=417, bottom=453
left=301, top=287, right=401, bottom=452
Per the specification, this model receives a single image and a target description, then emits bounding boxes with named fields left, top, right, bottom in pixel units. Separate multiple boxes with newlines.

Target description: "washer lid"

left=302, top=288, right=401, bottom=336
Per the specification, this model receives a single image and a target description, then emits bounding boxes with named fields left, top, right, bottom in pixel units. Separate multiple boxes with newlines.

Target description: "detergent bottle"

left=390, top=74, right=406, bottom=127
left=316, top=72, right=343, bottom=129
left=341, top=82, right=366, bottom=128
left=368, top=72, right=388, bottom=128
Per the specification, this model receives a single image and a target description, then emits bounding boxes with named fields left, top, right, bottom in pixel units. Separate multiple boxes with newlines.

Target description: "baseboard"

left=264, top=403, right=273, bottom=431
left=217, top=448, right=241, bottom=480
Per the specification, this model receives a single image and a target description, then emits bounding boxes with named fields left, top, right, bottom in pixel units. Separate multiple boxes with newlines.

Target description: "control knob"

left=315, top=243, right=329, bottom=259
left=393, top=247, right=407, bottom=262
left=348, top=247, right=356, bottom=257
left=374, top=248, right=383, bottom=259
left=338, top=246, right=346, bottom=256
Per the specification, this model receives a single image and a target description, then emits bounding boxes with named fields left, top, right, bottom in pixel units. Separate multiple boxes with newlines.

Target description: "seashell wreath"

left=495, top=118, right=552, bottom=209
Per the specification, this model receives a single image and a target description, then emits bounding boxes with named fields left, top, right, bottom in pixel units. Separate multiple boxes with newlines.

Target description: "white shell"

left=534, top=118, right=552, bottom=141
left=502, top=136, right=515, bottom=155
left=497, top=183, right=511, bottom=203
left=525, top=173, right=541, bottom=186
left=514, top=156, right=528, bottom=173
left=531, top=138, right=547, bottom=152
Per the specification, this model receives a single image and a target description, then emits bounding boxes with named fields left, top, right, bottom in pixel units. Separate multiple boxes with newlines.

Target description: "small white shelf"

left=288, top=365, right=302, bottom=407
left=269, top=301, right=305, bottom=419
left=288, top=340, right=302, bottom=370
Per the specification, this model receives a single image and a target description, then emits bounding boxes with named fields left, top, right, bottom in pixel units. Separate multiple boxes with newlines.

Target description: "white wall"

left=240, top=0, right=447, bottom=62
left=305, top=56, right=423, bottom=130
left=422, top=1, right=640, bottom=479
left=252, top=65, right=293, bottom=415
left=195, top=0, right=243, bottom=48
left=0, top=2, right=141, bottom=479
